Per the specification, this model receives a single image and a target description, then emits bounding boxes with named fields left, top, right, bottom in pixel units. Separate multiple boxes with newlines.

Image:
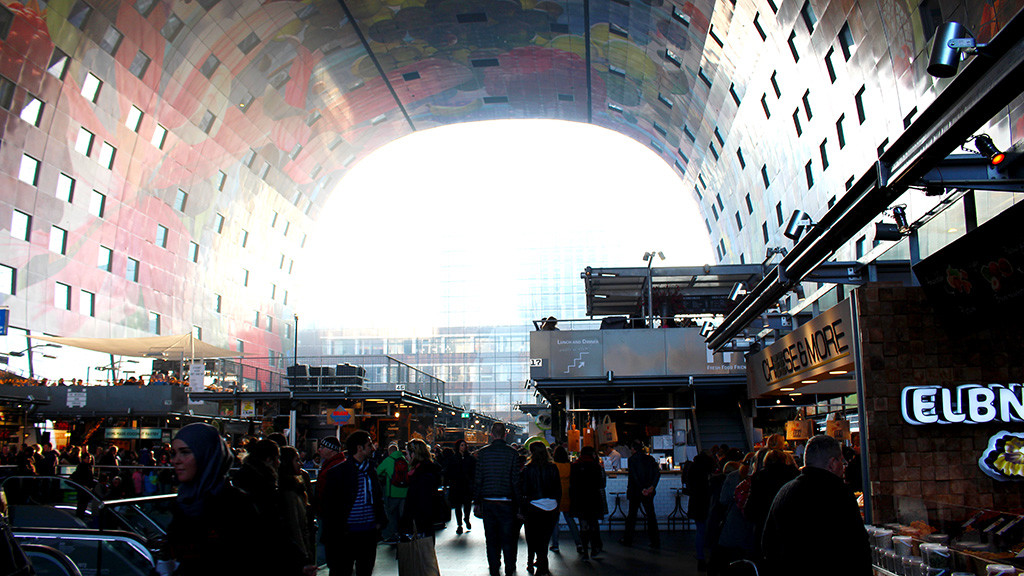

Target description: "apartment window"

left=55, top=282, right=71, bottom=310
left=243, top=149, right=256, bottom=167
left=68, top=0, right=91, bottom=29
left=0, top=5, right=10, bottom=38
left=762, top=221, right=770, bottom=243
left=75, top=127, right=94, bottom=156
left=712, top=204, right=719, bottom=220
left=283, top=290, right=289, bottom=305
left=767, top=0, right=778, bottom=13
left=135, top=0, right=158, bottom=17
left=82, top=73, right=102, bottom=102
left=238, top=92, right=254, bottom=112
left=301, top=234, right=307, bottom=248
left=745, top=193, right=754, bottom=214
left=193, top=325, right=203, bottom=340
left=709, top=142, right=720, bottom=161
left=99, top=25, right=124, bottom=55
left=787, top=31, right=799, bottom=62
left=753, top=12, right=766, bottom=40
left=242, top=269, right=249, bottom=287
left=705, top=219, right=712, bottom=234
left=698, top=67, right=712, bottom=88
left=126, top=106, right=143, bottom=132
left=0, top=76, right=12, bottom=106
left=855, top=236, right=865, bottom=258
left=855, top=85, right=867, bottom=124
left=283, top=221, right=290, bottom=237
left=267, top=316, right=274, bottom=332
left=836, top=114, right=846, bottom=148
left=241, top=229, right=249, bottom=247
left=156, top=224, right=168, bottom=248
left=130, top=50, right=151, bottom=78
left=919, top=0, right=943, bottom=41
left=735, top=211, right=744, bottom=230
left=80, top=290, right=95, bottom=317
left=18, top=154, right=40, bottom=186
left=48, top=48, right=70, bottom=79
left=288, top=260, right=294, bottom=274
left=200, top=54, right=220, bottom=78
left=729, top=83, right=741, bottom=105
left=12, top=210, right=30, bottom=241
left=271, top=284, right=277, bottom=300
left=716, top=194, right=725, bottom=211
left=50, top=226, right=67, bottom=255
left=736, top=147, right=746, bottom=169
left=776, top=202, right=785, bottom=226
left=151, top=124, right=167, bottom=149
left=762, top=165, right=770, bottom=189
left=216, top=171, right=227, bottom=190
left=215, top=213, right=225, bottom=233
left=792, top=110, right=803, bottom=136
left=98, top=246, right=113, bottom=272
left=238, top=32, right=261, bottom=54
left=237, top=340, right=244, bottom=354
left=198, top=110, right=216, bottom=134
left=824, top=47, right=837, bottom=83
left=20, top=95, right=44, bottom=126
left=279, top=254, right=286, bottom=269
left=290, top=143, right=303, bottom=160
left=761, top=94, right=771, bottom=119
left=770, top=71, right=781, bottom=97
left=57, top=173, right=75, bottom=202
left=99, top=142, right=116, bottom=169
left=254, top=311, right=260, bottom=327
left=89, top=190, right=106, bottom=217
left=127, top=257, right=140, bottom=282
left=709, top=24, right=724, bottom=47
left=175, top=189, right=188, bottom=211
left=149, top=312, right=161, bottom=334
left=161, top=13, right=184, bottom=41
left=259, top=161, right=271, bottom=179
left=802, top=89, right=812, bottom=119
left=215, top=294, right=222, bottom=313
left=820, top=139, right=829, bottom=170
left=800, top=1, right=817, bottom=34
left=839, top=22, right=854, bottom=60
left=2, top=264, right=16, bottom=295
left=805, top=160, right=814, bottom=188
left=189, top=241, right=199, bottom=263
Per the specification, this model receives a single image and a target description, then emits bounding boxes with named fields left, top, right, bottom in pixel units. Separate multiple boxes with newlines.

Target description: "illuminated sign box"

left=105, top=428, right=162, bottom=440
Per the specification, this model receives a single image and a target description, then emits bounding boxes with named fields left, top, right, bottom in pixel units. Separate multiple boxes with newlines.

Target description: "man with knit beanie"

left=321, top=431, right=386, bottom=576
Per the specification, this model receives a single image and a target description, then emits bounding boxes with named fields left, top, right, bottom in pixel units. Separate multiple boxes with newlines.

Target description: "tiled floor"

left=320, top=523, right=702, bottom=576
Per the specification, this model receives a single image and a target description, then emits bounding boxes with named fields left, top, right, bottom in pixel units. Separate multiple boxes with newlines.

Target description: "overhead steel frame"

left=707, top=9, right=1024, bottom=352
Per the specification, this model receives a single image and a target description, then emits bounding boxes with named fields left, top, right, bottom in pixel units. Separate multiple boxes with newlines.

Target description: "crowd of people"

left=1, top=425, right=869, bottom=576
left=0, top=370, right=239, bottom=391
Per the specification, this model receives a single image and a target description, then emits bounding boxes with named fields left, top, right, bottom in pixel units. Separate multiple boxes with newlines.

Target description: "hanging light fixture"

left=974, top=134, right=1005, bottom=166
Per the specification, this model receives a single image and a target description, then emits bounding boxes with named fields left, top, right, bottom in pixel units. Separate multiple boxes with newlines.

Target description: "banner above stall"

left=747, top=298, right=857, bottom=397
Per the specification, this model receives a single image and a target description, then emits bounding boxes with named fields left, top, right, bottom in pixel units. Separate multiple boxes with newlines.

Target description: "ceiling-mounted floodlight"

left=728, top=282, right=747, bottom=301
left=643, top=251, right=666, bottom=262
left=927, top=21, right=987, bottom=78
left=891, top=204, right=909, bottom=232
left=700, top=320, right=715, bottom=337
left=973, top=134, right=1005, bottom=166
left=783, top=210, right=816, bottom=242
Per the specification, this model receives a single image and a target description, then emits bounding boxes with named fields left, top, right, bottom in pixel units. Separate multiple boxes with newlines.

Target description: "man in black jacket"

left=620, top=439, right=661, bottom=548
left=321, top=430, right=387, bottom=576
left=474, top=422, right=521, bottom=576
left=761, top=434, right=871, bottom=576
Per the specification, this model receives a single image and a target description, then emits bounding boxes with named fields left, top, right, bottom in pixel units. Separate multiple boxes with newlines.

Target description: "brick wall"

left=855, top=283, right=1024, bottom=524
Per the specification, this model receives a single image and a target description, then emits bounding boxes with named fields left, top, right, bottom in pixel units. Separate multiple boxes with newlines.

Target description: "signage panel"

left=0, top=308, right=8, bottom=336
left=748, top=298, right=855, bottom=396
left=188, top=362, right=205, bottom=393
left=241, top=400, right=256, bottom=418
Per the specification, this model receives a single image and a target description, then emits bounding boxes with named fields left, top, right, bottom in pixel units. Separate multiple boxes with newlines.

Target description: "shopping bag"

left=784, top=419, right=812, bottom=440
left=826, top=418, right=851, bottom=440
left=397, top=534, right=441, bottom=576
left=597, top=416, right=618, bottom=444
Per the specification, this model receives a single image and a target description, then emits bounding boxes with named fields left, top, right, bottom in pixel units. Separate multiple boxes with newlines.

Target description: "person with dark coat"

left=321, top=430, right=387, bottom=576
left=232, top=439, right=282, bottom=520
left=167, top=423, right=275, bottom=576
left=744, top=449, right=799, bottom=560
left=686, top=451, right=716, bottom=570
left=474, top=422, right=521, bottom=576
left=620, top=439, right=661, bottom=548
left=279, top=446, right=318, bottom=576
left=519, top=442, right=560, bottom=576
left=761, top=435, right=871, bottom=576
left=445, top=439, right=476, bottom=534
left=399, top=439, right=443, bottom=536
left=569, top=445, right=606, bottom=559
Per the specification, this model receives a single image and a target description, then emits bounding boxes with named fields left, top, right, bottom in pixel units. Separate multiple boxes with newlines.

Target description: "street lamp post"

left=4, top=343, right=62, bottom=379
left=642, top=251, right=665, bottom=327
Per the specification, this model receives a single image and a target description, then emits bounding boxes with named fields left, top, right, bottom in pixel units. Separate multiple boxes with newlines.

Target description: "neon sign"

left=901, top=383, right=1024, bottom=425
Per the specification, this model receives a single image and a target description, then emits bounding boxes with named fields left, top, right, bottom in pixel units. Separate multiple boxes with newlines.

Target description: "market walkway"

left=319, top=523, right=703, bottom=576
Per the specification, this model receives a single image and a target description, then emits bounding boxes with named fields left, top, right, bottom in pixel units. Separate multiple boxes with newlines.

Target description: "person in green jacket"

left=375, top=442, right=409, bottom=542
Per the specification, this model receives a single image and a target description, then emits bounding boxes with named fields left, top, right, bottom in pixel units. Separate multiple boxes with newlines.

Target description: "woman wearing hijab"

left=167, top=423, right=271, bottom=576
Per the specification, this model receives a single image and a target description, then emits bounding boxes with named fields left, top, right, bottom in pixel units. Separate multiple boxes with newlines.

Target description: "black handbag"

left=432, top=485, right=451, bottom=530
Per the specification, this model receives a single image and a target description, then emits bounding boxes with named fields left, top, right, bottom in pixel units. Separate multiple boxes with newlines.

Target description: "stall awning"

left=27, top=333, right=241, bottom=359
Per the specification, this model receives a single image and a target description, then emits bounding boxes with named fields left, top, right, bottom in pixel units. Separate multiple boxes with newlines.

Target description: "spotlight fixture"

left=783, top=210, right=816, bottom=242
left=891, top=205, right=909, bottom=231
left=927, top=22, right=987, bottom=78
left=973, top=134, right=1005, bottom=166
left=700, top=320, right=716, bottom=337
left=643, top=251, right=666, bottom=262
left=728, top=282, right=747, bottom=302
